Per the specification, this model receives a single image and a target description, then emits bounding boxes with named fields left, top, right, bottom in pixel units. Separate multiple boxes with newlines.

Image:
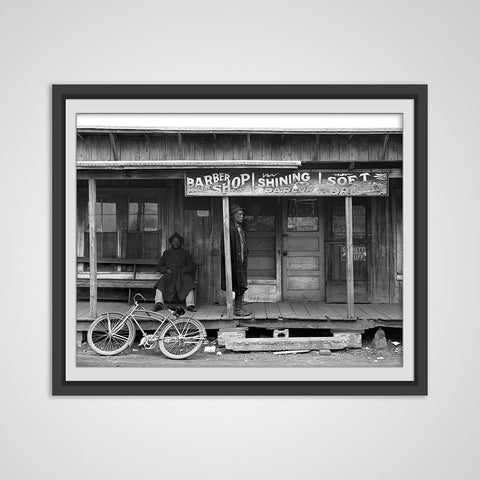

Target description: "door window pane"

left=287, top=199, right=318, bottom=232
left=332, top=206, right=366, bottom=239
left=102, top=215, right=117, bottom=233
left=244, top=198, right=276, bottom=232
left=127, top=199, right=161, bottom=266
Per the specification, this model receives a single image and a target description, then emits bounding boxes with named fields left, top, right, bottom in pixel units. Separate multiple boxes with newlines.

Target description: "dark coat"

left=221, top=221, right=248, bottom=294
left=154, top=247, right=195, bottom=301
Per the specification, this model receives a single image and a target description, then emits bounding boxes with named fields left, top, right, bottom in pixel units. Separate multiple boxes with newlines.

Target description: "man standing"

left=221, top=204, right=251, bottom=317
left=153, top=232, right=197, bottom=312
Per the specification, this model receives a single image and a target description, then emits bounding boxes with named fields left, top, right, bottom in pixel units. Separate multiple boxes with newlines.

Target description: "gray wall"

left=1, top=1, right=479, bottom=479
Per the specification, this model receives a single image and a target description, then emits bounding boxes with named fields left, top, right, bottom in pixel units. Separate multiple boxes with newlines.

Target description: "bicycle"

left=87, top=293, right=207, bottom=360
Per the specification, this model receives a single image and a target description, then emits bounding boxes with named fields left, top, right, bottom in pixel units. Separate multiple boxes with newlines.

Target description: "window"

left=85, top=199, right=118, bottom=259
left=128, top=201, right=159, bottom=232
left=287, top=199, right=318, bottom=232
left=127, top=199, right=161, bottom=261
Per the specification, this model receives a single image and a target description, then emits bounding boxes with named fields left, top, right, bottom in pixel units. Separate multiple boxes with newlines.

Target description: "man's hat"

left=230, top=204, right=245, bottom=215
left=168, top=232, right=184, bottom=245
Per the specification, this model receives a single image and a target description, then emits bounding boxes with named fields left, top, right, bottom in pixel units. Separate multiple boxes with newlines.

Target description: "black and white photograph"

left=74, top=112, right=406, bottom=370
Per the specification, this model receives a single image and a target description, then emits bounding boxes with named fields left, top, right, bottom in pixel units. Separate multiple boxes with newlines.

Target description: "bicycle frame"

left=110, top=299, right=193, bottom=342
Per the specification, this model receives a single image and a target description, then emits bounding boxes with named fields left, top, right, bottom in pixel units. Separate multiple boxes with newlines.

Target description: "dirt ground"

left=77, top=331, right=403, bottom=368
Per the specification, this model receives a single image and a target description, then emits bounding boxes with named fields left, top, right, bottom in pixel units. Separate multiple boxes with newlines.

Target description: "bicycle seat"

left=167, top=306, right=185, bottom=317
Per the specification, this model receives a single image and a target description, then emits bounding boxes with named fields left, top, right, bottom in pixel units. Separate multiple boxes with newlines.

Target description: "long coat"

left=221, top=221, right=248, bottom=294
left=154, top=247, right=196, bottom=302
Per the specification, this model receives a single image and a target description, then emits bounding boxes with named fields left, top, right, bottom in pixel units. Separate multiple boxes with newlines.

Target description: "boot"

left=234, top=293, right=251, bottom=317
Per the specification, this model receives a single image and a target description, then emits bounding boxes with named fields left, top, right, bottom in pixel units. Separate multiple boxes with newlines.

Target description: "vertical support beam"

left=345, top=196, right=355, bottom=318
left=88, top=178, right=98, bottom=319
left=275, top=197, right=282, bottom=301
left=222, top=197, right=234, bottom=319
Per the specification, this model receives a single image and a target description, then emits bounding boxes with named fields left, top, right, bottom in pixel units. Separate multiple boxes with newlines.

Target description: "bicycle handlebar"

left=133, top=293, right=146, bottom=304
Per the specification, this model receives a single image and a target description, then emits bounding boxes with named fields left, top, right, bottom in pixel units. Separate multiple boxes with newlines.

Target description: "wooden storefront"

left=76, top=128, right=403, bottom=332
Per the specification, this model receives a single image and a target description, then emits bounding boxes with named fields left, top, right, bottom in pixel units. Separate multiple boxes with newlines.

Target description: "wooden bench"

left=77, top=257, right=200, bottom=303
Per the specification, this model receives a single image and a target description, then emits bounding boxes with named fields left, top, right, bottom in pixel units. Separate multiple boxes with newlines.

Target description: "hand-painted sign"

left=185, top=170, right=388, bottom=196
left=341, top=245, right=367, bottom=261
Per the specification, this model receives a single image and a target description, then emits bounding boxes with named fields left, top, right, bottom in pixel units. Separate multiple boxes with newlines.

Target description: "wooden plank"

left=380, top=303, right=398, bottom=319
left=76, top=302, right=89, bottom=319
left=371, top=197, right=391, bottom=302
left=225, top=337, right=348, bottom=352
left=354, top=304, right=371, bottom=319
left=88, top=178, right=97, bottom=318
left=277, top=302, right=296, bottom=320
left=384, top=303, right=402, bottom=320
left=345, top=196, right=355, bottom=318
left=222, top=197, right=234, bottom=318
left=328, top=303, right=348, bottom=318
left=369, top=303, right=393, bottom=320
left=206, top=305, right=227, bottom=321
left=355, top=304, right=387, bottom=320
left=304, top=302, right=328, bottom=321
left=319, top=303, right=342, bottom=319
left=264, top=302, right=281, bottom=320
left=290, top=302, right=312, bottom=319
left=192, top=304, right=212, bottom=321
left=77, top=257, right=158, bottom=265
left=77, top=279, right=156, bottom=288
left=250, top=302, right=266, bottom=320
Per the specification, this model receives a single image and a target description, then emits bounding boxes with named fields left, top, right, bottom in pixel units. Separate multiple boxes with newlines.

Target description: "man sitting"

left=153, top=233, right=197, bottom=312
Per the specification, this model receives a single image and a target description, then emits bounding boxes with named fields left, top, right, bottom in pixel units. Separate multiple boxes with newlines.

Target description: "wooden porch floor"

left=77, top=301, right=402, bottom=330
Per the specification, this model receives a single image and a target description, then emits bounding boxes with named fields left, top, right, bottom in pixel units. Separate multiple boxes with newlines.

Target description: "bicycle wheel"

left=158, top=317, right=206, bottom=360
left=87, top=313, right=136, bottom=356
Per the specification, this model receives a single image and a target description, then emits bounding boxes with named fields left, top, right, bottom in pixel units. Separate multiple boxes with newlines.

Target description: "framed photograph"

left=52, top=84, right=427, bottom=395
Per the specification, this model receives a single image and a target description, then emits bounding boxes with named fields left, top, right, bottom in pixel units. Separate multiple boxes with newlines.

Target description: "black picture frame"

left=52, top=84, right=427, bottom=395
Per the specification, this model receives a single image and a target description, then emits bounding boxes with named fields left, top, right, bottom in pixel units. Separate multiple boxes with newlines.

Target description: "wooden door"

left=282, top=198, right=325, bottom=301
left=243, top=197, right=279, bottom=302
left=325, top=198, right=371, bottom=303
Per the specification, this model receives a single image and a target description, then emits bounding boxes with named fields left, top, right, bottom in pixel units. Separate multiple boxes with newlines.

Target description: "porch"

left=76, top=300, right=402, bottom=332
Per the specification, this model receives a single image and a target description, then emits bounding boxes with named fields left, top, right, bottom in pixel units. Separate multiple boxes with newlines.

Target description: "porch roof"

left=76, top=159, right=302, bottom=169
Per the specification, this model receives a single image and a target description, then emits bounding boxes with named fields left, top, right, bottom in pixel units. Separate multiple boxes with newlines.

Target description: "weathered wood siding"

left=77, top=132, right=403, bottom=305
left=371, top=179, right=403, bottom=303
left=77, top=133, right=402, bottom=163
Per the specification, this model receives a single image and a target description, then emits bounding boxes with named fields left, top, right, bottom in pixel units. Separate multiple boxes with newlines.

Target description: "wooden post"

left=88, top=178, right=98, bottom=319
left=222, top=197, right=234, bottom=319
left=345, top=196, right=355, bottom=318
left=275, top=197, right=282, bottom=301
